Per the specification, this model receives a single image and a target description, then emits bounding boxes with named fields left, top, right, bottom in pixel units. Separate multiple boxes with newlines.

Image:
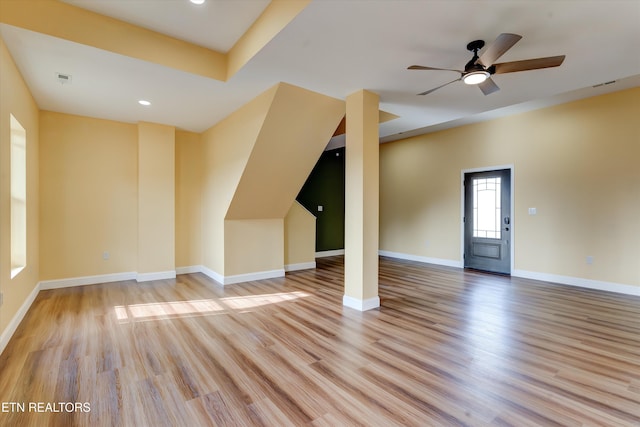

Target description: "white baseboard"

left=200, top=265, right=224, bottom=285
left=513, top=269, right=640, bottom=296
left=378, top=251, right=639, bottom=296
left=176, top=265, right=202, bottom=275
left=378, top=250, right=463, bottom=269
left=223, top=269, right=285, bottom=285
left=0, top=283, right=40, bottom=356
left=136, top=270, right=176, bottom=282
left=39, top=271, right=137, bottom=290
left=285, top=262, right=316, bottom=272
left=315, top=249, right=345, bottom=258
left=198, top=265, right=286, bottom=285
left=343, top=295, right=380, bottom=311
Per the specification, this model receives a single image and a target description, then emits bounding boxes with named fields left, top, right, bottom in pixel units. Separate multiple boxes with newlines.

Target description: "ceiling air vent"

left=55, top=72, right=72, bottom=85
left=592, top=80, right=616, bottom=88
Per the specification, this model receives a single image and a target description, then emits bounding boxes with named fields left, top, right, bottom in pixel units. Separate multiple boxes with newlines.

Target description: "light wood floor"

left=1, top=256, right=639, bottom=426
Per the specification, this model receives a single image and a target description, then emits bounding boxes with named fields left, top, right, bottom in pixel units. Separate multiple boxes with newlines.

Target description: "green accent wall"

left=296, top=147, right=345, bottom=251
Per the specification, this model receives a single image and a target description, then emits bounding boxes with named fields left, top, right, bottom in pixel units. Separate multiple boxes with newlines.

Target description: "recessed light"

left=138, top=100, right=151, bottom=106
left=190, top=0, right=205, bottom=5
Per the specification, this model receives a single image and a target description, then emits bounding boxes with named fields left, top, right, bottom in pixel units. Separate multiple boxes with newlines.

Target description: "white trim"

left=136, top=270, right=176, bottom=282
left=380, top=250, right=640, bottom=296
left=315, top=249, right=345, bottom=258
left=284, top=262, right=316, bottom=272
left=176, top=265, right=202, bottom=275
left=378, top=250, right=640, bottom=296
left=513, top=269, right=640, bottom=296
left=199, top=266, right=284, bottom=285
left=200, top=265, right=224, bottom=285
left=379, top=250, right=463, bottom=268
left=461, top=165, right=515, bottom=274
left=39, top=272, right=137, bottom=290
left=0, top=282, right=40, bottom=356
left=343, top=294, right=380, bottom=311
left=223, top=269, right=285, bottom=285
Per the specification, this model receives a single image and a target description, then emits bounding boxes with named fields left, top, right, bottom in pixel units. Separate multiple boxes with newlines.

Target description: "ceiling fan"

left=408, top=33, right=565, bottom=96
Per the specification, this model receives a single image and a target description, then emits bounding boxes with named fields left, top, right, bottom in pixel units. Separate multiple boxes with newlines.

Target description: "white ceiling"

left=2, top=0, right=639, bottom=141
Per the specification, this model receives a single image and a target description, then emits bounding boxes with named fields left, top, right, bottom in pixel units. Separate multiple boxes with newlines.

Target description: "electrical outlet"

left=586, top=256, right=594, bottom=265
left=103, top=251, right=110, bottom=260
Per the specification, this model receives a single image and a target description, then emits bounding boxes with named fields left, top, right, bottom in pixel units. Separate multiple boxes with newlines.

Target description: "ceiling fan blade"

left=418, top=77, right=461, bottom=95
left=478, top=77, right=500, bottom=95
left=477, top=33, right=522, bottom=67
left=409, top=65, right=464, bottom=73
left=492, top=55, right=566, bottom=74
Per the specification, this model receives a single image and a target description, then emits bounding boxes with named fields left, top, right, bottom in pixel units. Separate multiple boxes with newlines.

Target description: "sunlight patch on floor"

left=114, top=291, right=310, bottom=322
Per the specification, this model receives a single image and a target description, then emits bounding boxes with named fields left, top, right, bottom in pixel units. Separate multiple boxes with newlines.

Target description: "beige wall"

left=175, top=130, right=203, bottom=269
left=200, top=85, right=276, bottom=276
left=39, top=112, right=138, bottom=280
left=224, top=219, right=284, bottom=276
left=39, top=115, right=189, bottom=280
left=380, top=88, right=640, bottom=287
left=284, top=202, right=316, bottom=268
left=37, top=81, right=343, bottom=284
left=137, top=122, right=175, bottom=277
left=227, top=82, right=345, bottom=219
left=0, top=37, right=40, bottom=334
left=201, top=82, right=343, bottom=279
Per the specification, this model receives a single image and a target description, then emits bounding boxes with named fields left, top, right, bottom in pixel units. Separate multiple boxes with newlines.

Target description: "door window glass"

left=473, top=177, right=501, bottom=239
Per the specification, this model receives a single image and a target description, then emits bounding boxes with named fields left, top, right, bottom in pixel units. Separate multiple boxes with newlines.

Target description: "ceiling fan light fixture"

left=463, top=71, right=490, bottom=85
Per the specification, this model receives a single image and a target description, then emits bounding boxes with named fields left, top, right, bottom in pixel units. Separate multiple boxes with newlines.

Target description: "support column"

left=137, top=122, right=176, bottom=282
left=343, top=90, right=380, bottom=311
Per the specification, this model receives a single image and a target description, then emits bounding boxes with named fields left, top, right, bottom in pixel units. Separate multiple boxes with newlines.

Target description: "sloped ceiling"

left=1, top=0, right=639, bottom=142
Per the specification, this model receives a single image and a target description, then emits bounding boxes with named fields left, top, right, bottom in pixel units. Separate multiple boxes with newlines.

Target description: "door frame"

left=460, top=164, right=514, bottom=274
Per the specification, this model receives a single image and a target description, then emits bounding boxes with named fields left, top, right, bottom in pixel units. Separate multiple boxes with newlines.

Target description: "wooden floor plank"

left=1, top=256, right=639, bottom=426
